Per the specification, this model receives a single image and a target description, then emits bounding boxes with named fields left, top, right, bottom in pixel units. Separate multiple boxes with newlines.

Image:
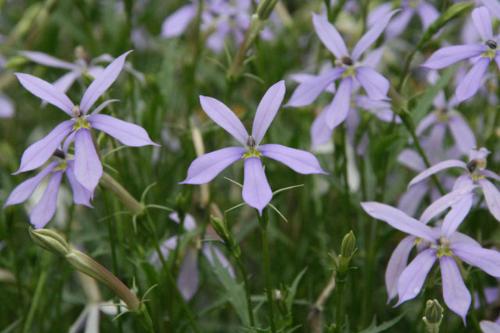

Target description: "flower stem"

left=258, top=211, right=277, bottom=333
left=335, top=274, right=346, bottom=333
left=22, top=255, right=49, bottom=333
left=308, top=270, right=336, bottom=332
left=235, top=252, right=256, bottom=327
left=100, top=172, right=145, bottom=215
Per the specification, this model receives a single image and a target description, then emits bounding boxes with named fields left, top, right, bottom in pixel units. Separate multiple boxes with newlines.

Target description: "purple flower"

left=368, top=0, right=439, bottom=40
left=481, top=320, right=500, bottom=333
left=362, top=201, right=500, bottom=321
left=14, top=51, right=158, bottom=192
left=181, top=81, right=326, bottom=213
left=409, top=147, right=500, bottom=221
left=4, top=152, right=92, bottom=228
left=0, top=93, right=14, bottom=118
left=287, top=10, right=397, bottom=130
left=422, top=6, right=500, bottom=103
left=21, top=49, right=144, bottom=94
left=149, top=213, right=234, bottom=300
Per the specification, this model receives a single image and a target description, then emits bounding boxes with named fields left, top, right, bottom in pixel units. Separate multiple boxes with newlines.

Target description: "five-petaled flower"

left=362, top=201, right=500, bottom=322
left=14, top=51, right=158, bottom=193
left=181, top=81, right=327, bottom=213
left=422, top=6, right=500, bottom=103
left=287, top=10, right=398, bottom=130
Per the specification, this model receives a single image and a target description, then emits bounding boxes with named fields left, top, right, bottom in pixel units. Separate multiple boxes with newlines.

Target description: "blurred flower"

left=362, top=201, right=500, bottom=321
left=287, top=10, right=398, bottom=131
left=409, top=147, right=500, bottom=221
left=481, top=320, right=500, bottom=333
left=0, top=52, right=15, bottom=118
left=181, top=81, right=326, bottom=213
left=422, top=6, right=499, bottom=103
left=149, top=213, right=234, bottom=300
left=14, top=51, right=158, bottom=192
left=21, top=47, right=144, bottom=93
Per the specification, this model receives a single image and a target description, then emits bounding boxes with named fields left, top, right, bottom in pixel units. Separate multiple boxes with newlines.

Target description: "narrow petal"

left=74, top=129, right=103, bottom=192
left=199, top=96, right=248, bottom=145
left=286, top=68, right=344, bottom=107
left=203, top=245, right=235, bottom=278
left=480, top=321, right=500, bottom=333
left=324, top=77, right=352, bottom=129
left=0, top=94, right=14, bottom=118
left=242, top=157, right=272, bottom=214
left=15, top=73, right=73, bottom=114
left=181, top=147, right=244, bottom=184
left=16, top=120, right=74, bottom=173
left=30, top=171, right=63, bottom=229
left=312, top=14, right=349, bottom=59
left=355, top=66, right=390, bottom=100
left=481, top=169, right=500, bottom=182
left=361, top=202, right=436, bottom=241
left=66, top=162, right=92, bottom=207
left=417, top=3, right=439, bottom=29
left=259, top=144, right=327, bottom=174
left=385, top=236, right=415, bottom=301
left=310, top=110, right=333, bottom=147
left=472, top=7, right=493, bottom=40
left=479, top=179, right=500, bottom=221
left=442, top=193, right=473, bottom=237
left=385, top=9, right=414, bottom=39
left=88, top=114, right=158, bottom=147
left=80, top=51, right=132, bottom=113
left=397, top=249, right=436, bottom=304
left=20, top=51, right=78, bottom=70
left=448, top=114, right=476, bottom=154
left=440, top=256, right=471, bottom=322
left=4, top=162, right=57, bottom=207
left=416, top=113, right=438, bottom=136
left=352, top=10, right=399, bottom=61
left=53, top=71, right=80, bottom=93
left=419, top=184, right=476, bottom=224
left=252, top=81, right=286, bottom=144
left=177, top=249, right=200, bottom=301
left=452, top=243, right=500, bottom=278
left=454, top=57, right=490, bottom=103
left=398, top=183, right=428, bottom=216
left=482, top=0, right=500, bottom=19
left=161, top=5, right=197, bottom=38
left=421, top=45, right=485, bottom=69
left=398, top=149, right=426, bottom=172
left=408, top=160, right=467, bottom=187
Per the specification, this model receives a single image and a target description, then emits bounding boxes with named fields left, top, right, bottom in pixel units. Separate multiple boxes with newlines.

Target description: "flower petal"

left=88, top=114, right=158, bottom=147
left=417, top=3, right=439, bottom=29
left=324, top=77, right=353, bottom=129
left=20, top=51, right=78, bottom=70
left=0, top=94, right=14, bottom=118
left=398, top=149, right=426, bottom=172
left=80, top=51, right=132, bottom=114
left=53, top=71, right=80, bottom=93
left=472, top=6, right=493, bottom=40
left=482, top=0, right=500, bottom=19
left=161, top=4, right=197, bottom=38
left=15, top=73, right=73, bottom=114
left=454, top=57, right=490, bottom=103
left=252, top=81, right=286, bottom=144
left=479, top=179, right=500, bottom=221
left=74, top=129, right=103, bottom=192
left=385, top=236, right=415, bottom=301
left=398, top=183, right=428, bottom=216
left=203, top=245, right=235, bottom=278
left=181, top=147, right=244, bottom=184
left=310, top=110, right=333, bottom=147
left=439, top=256, right=471, bottom=323
left=352, top=10, right=399, bottom=61
left=177, top=248, right=200, bottom=301
left=4, top=162, right=57, bottom=207
left=16, top=120, right=74, bottom=173
left=397, top=249, right=436, bottom=304
left=361, top=202, right=436, bottom=241
left=452, top=243, right=500, bottom=278
left=66, top=161, right=92, bottom=207
left=259, top=144, right=327, bottom=174
left=419, top=184, right=476, bottom=224
left=421, top=45, right=485, bottom=69
left=408, top=160, right=467, bottom=187
left=480, top=321, right=500, bottom=333
left=481, top=169, right=500, bottom=182
left=30, top=171, right=63, bottom=229
left=199, top=96, right=248, bottom=145
left=286, top=68, right=344, bottom=107
left=312, top=14, right=349, bottom=59
left=441, top=193, right=473, bottom=237
left=448, top=113, right=476, bottom=154
left=242, top=157, right=272, bottom=214
left=355, top=66, right=390, bottom=100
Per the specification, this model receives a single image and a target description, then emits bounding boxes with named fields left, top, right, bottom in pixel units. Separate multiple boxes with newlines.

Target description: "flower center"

left=483, top=40, right=497, bottom=59
left=53, top=160, right=68, bottom=172
left=436, top=237, right=453, bottom=258
left=435, top=108, right=449, bottom=122
left=73, top=116, right=91, bottom=131
left=243, top=147, right=262, bottom=159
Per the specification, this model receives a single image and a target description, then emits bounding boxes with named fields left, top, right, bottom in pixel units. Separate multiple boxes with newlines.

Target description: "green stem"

left=235, top=257, right=256, bottom=328
left=100, top=172, right=145, bottom=215
left=259, top=211, right=276, bottom=333
left=22, top=257, right=48, bottom=333
left=335, top=276, right=346, bottom=333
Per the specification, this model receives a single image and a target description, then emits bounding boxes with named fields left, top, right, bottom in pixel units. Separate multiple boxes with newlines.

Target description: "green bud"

left=5, top=56, right=28, bottom=69
left=210, top=215, right=230, bottom=241
left=340, top=231, right=356, bottom=259
left=423, top=299, right=443, bottom=333
left=29, top=228, right=70, bottom=256
left=256, top=0, right=279, bottom=20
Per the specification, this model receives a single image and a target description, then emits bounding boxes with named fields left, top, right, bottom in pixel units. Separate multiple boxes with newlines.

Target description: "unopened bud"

left=257, top=0, right=279, bottom=20
left=29, top=228, right=70, bottom=256
left=423, top=299, right=443, bottom=333
left=210, top=215, right=240, bottom=258
left=340, top=231, right=356, bottom=259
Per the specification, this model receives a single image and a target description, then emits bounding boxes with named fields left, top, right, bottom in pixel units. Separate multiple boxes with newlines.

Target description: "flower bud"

left=29, top=228, right=70, bottom=256
left=423, top=299, right=443, bottom=333
left=337, top=231, right=357, bottom=275
left=210, top=215, right=240, bottom=258
left=257, top=0, right=279, bottom=20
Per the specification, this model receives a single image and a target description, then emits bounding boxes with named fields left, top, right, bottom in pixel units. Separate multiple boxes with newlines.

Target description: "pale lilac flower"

left=287, top=10, right=397, bottom=130
left=4, top=151, right=92, bottom=228
left=481, top=320, right=500, bottom=333
left=0, top=93, right=14, bottom=118
left=409, top=147, right=500, bottom=221
left=362, top=201, right=500, bottom=321
left=181, top=81, right=326, bottom=213
left=368, top=0, right=439, bottom=40
left=14, top=51, right=158, bottom=192
left=20, top=49, right=144, bottom=93
left=422, top=7, right=500, bottom=103
left=150, top=213, right=234, bottom=300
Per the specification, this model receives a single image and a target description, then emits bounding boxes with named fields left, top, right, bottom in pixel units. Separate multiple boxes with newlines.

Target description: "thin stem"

left=258, top=211, right=276, bottom=333
left=100, top=172, right=145, bottom=215
left=22, top=256, right=48, bottom=333
left=308, top=270, right=336, bottom=332
left=235, top=256, right=255, bottom=328
left=335, top=275, right=346, bottom=333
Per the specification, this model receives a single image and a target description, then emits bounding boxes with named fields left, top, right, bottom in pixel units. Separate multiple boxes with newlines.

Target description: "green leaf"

left=285, top=268, right=307, bottom=312
left=357, top=313, right=405, bottom=333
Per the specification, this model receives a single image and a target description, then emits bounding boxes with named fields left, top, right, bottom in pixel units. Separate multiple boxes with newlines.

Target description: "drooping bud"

left=256, top=0, right=279, bottom=20
left=423, top=299, right=443, bottom=333
left=29, top=228, right=70, bottom=256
